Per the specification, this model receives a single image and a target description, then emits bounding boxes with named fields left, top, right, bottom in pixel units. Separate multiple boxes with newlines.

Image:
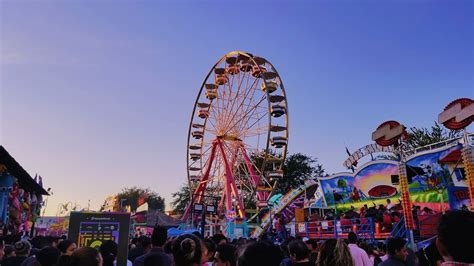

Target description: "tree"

left=405, top=122, right=462, bottom=150
left=171, top=183, right=191, bottom=214
left=275, top=153, right=326, bottom=194
left=170, top=153, right=326, bottom=214
left=117, top=187, right=165, bottom=212
left=337, top=179, right=347, bottom=190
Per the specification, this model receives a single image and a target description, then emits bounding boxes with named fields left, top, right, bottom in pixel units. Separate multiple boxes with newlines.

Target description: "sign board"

left=447, top=186, right=471, bottom=210
left=343, top=143, right=396, bottom=168
left=68, top=212, right=130, bottom=266
left=206, top=205, right=217, bottom=214
left=193, top=203, right=204, bottom=213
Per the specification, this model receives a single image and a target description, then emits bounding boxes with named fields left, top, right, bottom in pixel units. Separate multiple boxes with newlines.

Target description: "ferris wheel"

left=182, top=51, right=289, bottom=222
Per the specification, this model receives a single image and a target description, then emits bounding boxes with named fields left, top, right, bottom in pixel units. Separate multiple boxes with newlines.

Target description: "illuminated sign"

left=438, top=98, right=474, bottom=130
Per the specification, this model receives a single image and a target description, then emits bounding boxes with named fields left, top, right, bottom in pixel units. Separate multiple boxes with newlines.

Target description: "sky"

left=0, top=0, right=472, bottom=216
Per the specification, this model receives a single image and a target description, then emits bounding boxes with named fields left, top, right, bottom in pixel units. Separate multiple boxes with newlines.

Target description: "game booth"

left=0, top=146, right=49, bottom=236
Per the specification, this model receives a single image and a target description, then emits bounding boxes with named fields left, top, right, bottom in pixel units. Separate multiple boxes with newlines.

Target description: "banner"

left=447, top=186, right=470, bottom=210
left=319, top=144, right=463, bottom=209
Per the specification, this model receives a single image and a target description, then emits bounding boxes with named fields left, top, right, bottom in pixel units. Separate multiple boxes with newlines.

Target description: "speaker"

left=391, top=175, right=399, bottom=185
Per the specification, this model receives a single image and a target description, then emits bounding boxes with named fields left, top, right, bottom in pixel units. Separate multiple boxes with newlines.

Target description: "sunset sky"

left=1, top=0, right=472, bottom=215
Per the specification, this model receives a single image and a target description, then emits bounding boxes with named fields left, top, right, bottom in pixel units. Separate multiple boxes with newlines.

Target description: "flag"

left=34, top=174, right=38, bottom=182
left=39, top=176, right=43, bottom=187
left=345, top=146, right=357, bottom=172
left=345, top=146, right=351, bottom=156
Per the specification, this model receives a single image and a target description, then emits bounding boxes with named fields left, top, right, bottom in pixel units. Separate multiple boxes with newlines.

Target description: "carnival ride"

left=250, top=179, right=318, bottom=238
left=180, top=54, right=473, bottom=245
left=182, top=51, right=289, bottom=230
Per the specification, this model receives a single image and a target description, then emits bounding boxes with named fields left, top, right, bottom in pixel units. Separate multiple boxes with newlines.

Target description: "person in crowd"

left=363, top=244, right=378, bottom=265
left=64, top=247, right=103, bottom=266
left=214, top=243, right=236, bottom=266
left=386, top=199, right=394, bottom=210
left=3, top=244, right=15, bottom=259
left=374, top=242, right=388, bottom=266
left=201, top=238, right=216, bottom=266
left=36, top=246, right=61, bottom=266
left=58, top=240, right=77, bottom=256
left=421, top=207, right=434, bottom=216
left=236, top=241, right=283, bottom=266
left=379, top=237, right=408, bottom=266
left=211, top=234, right=227, bottom=246
left=317, top=238, right=354, bottom=266
left=2, top=240, right=32, bottom=266
left=143, top=253, right=168, bottom=266
left=0, top=238, right=5, bottom=262
left=163, top=240, right=173, bottom=257
left=288, top=239, right=311, bottom=266
left=134, top=226, right=171, bottom=266
left=416, top=239, right=443, bottom=266
left=347, top=232, right=372, bottom=266
left=304, top=239, right=319, bottom=266
left=172, top=234, right=202, bottom=266
left=129, top=236, right=152, bottom=263
left=436, top=210, right=474, bottom=265
left=100, top=240, right=118, bottom=266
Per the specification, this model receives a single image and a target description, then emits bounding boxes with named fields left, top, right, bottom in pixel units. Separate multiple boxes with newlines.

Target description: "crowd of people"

left=0, top=210, right=471, bottom=266
left=306, top=199, right=439, bottom=232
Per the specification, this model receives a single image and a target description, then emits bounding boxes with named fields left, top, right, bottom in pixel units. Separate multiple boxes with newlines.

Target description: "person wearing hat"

left=2, top=240, right=32, bottom=266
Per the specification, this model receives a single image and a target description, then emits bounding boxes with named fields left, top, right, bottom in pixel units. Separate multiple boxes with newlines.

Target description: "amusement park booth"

left=0, top=146, right=49, bottom=235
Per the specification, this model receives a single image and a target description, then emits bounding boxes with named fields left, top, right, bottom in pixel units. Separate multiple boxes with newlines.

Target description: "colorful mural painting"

left=319, top=143, right=466, bottom=210
left=35, top=216, right=69, bottom=236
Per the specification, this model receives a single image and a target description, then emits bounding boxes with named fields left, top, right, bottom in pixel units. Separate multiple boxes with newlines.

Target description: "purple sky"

left=1, top=0, right=472, bottom=215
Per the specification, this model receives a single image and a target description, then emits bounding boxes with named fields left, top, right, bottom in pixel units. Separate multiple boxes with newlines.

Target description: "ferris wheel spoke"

left=223, top=94, right=267, bottom=136
left=220, top=74, right=259, bottom=134
left=220, top=62, right=238, bottom=130
left=231, top=82, right=263, bottom=134
left=236, top=109, right=268, bottom=136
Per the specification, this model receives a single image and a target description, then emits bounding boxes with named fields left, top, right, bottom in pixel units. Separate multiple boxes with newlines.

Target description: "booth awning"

left=0, top=146, right=49, bottom=195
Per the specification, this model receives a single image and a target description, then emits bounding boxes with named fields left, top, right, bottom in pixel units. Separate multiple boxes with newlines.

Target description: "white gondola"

left=271, top=136, right=288, bottom=148
left=205, top=89, right=217, bottom=100
left=197, top=102, right=210, bottom=108
left=260, top=81, right=277, bottom=93
left=270, top=125, right=286, bottom=132
left=267, top=170, right=284, bottom=180
left=262, top=71, right=278, bottom=80
left=256, top=201, right=268, bottom=208
left=189, top=144, right=201, bottom=150
left=215, top=74, right=228, bottom=85
left=226, top=64, right=240, bottom=75
left=252, top=65, right=266, bottom=78
left=270, top=105, right=286, bottom=117
left=198, top=109, right=209, bottom=119
left=192, top=123, right=204, bottom=129
left=192, top=131, right=204, bottom=139
left=190, top=153, right=201, bottom=161
left=240, top=61, right=252, bottom=72
left=269, top=95, right=285, bottom=103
